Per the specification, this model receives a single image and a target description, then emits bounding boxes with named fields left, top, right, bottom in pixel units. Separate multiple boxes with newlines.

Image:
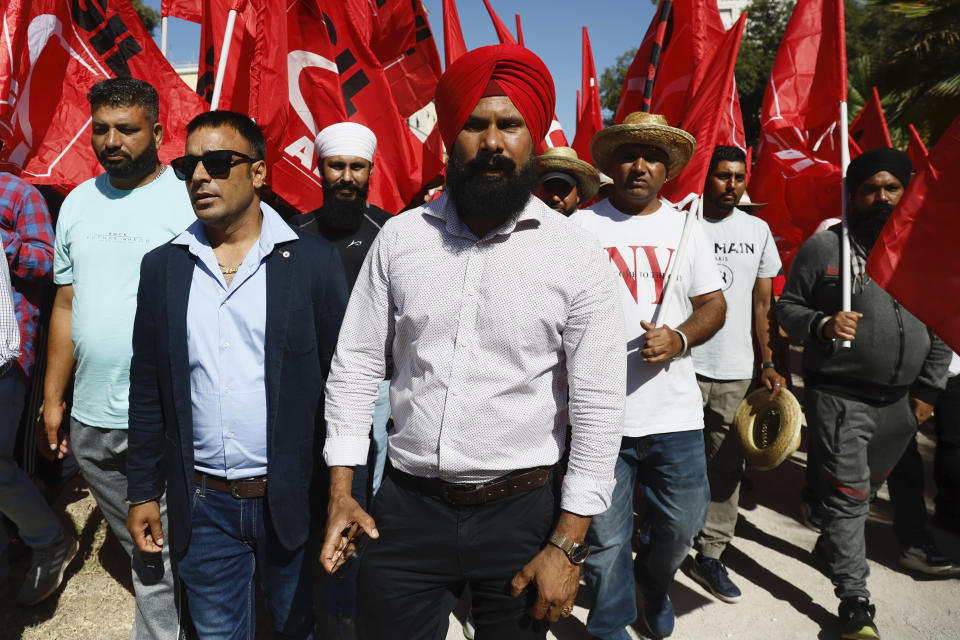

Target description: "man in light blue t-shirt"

left=42, top=78, right=194, bottom=640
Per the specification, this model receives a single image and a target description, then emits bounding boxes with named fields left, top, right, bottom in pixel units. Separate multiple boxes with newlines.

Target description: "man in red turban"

left=320, top=44, right=626, bottom=639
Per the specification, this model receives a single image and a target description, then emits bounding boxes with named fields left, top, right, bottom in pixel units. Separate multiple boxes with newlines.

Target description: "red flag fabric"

left=660, top=13, right=746, bottom=208
left=905, top=124, right=929, bottom=169
left=515, top=15, right=525, bottom=47
left=749, top=0, right=847, bottom=269
left=196, top=0, right=251, bottom=107
left=0, top=0, right=206, bottom=184
left=849, top=87, right=891, bottom=152
left=442, top=0, right=468, bottom=68
left=571, top=27, right=603, bottom=167
left=482, top=0, right=517, bottom=45
left=161, top=0, right=202, bottom=22
left=615, top=1, right=670, bottom=120
left=866, top=113, right=960, bottom=352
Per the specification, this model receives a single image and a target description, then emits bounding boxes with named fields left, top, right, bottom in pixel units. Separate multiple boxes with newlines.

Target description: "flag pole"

left=840, top=100, right=852, bottom=348
left=652, top=195, right=701, bottom=328
left=210, top=9, right=238, bottom=110
left=161, top=16, right=168, bottom=58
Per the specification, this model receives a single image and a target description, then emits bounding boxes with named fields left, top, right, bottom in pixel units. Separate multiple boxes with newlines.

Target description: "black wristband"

left=761, top=361, right=776, bottom=369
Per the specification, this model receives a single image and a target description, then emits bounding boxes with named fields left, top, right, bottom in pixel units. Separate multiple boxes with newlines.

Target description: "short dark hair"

left=709, top=145, right=747, bottom=173
left=87, top=78, right=160, bottom=123
left=185, top=110, right=266, bottom=160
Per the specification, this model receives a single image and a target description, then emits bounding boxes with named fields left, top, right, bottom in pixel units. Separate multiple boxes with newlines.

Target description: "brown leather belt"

left=194, top=471, right=267, bottom=499
left=387, top=464, right=555, bottom=507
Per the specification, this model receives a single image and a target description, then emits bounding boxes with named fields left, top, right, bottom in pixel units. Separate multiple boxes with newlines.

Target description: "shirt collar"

left=172, top=201, right=297, bottom=257
left=423, top=191, right=543, bottom=241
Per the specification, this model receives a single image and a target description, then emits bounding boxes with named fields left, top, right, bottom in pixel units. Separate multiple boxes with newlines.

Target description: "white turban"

left=314, top=122, right=377, bottom=162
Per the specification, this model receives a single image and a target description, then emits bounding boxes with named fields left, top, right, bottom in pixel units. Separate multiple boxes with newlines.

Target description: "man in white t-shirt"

left=687, top=145, right=784, bottom=605
left=571, top=112, right=726, bottom=640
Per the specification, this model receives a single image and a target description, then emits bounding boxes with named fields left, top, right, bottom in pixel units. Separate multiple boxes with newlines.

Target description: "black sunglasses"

left=171, top=149, right=259, bottom=181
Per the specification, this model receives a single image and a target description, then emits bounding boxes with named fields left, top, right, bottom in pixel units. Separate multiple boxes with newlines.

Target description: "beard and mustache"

left=320, top=182, right=370, bottom=233
left=446, top=152, right=538, bottom=227
left=97, top=139, right=160, bottom=181
left=851, top=201, right=895, bottom=248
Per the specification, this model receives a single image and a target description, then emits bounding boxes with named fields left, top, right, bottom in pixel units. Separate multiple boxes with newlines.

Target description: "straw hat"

left=737, top=191, right=768, bottom=213
left=590, top=112, right=696, bottom=180
left=734, top=387, right=803, bottom=471
left=536, top=147, right=600, bottom=201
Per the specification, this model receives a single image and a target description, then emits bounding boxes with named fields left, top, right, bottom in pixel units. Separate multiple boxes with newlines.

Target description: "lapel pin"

left=281, top=250, right=290, bottom=258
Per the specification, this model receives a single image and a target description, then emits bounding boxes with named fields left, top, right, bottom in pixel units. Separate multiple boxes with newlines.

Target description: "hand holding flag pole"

left=650, top=195, right=701, bottom=329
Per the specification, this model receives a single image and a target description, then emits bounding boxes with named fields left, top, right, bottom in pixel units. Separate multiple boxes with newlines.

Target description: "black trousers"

left=357, top=467, right=557, bottom=640
left=935, top=375, right=960, bottom=521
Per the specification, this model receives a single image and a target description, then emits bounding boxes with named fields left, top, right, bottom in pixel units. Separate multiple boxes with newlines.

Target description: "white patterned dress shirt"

left=324, top=193, right=626, bottom=515
left=0, top=243, right=20, bottom=370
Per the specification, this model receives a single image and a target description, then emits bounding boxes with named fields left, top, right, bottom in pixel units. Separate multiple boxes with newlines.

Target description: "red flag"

left=442, top=0, right=467, bottom=68
left=515, top=14, right=525, bottom=47
left=867, top=113, right=960, bottom=352
left=571, top=27, right=603, bottom=166
left=905, top=124, right=929, bottom=168
left=162, top=0, right=202, bottom=22
left=615, top=1, right=670, bottom=121
left=849, top=87, right=891, bottom=151
left=750, top=0, right=847, bottom=268
left=196, top=0, right=251, bottom=107
left=660, top=13, right=747, bottom=208
left=0, top=0, right=206, bottom=185
left=482, top=0, right=517, bottom=45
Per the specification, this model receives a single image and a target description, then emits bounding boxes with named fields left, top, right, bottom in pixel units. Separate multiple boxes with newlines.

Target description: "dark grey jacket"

left=776, top=224, right=950, bottom=405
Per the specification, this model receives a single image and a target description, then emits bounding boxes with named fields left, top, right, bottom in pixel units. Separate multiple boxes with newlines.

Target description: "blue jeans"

left=177, top=480, right=315, bottom=639
left=583, top=430, right=710, bottom=640
left=369, top=379, right=391, bottom=495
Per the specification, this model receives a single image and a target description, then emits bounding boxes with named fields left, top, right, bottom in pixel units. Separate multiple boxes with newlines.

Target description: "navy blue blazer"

left=126, top=227, right=348, bottom=553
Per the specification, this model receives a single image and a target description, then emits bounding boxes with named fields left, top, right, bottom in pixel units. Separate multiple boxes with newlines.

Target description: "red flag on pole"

left=571, top=27, right=603, bottom=167
left=905, top=124, right=929, bottom=168
left=615, top=1, right=671, bottom=120
left=866, top=113, right=960, bottom=352
left=481, top=0, right=517, bottom=45
left=0, top=0, right=206, bottom=185
left=660, top=13, right=747, bottom=208
left=849, top=87, right=892, bottom=151
left=161, top=0, right=202, bottom=22
left=749, top=0, right=848, bottom=268
left=442, top=0, right=467, bottom=67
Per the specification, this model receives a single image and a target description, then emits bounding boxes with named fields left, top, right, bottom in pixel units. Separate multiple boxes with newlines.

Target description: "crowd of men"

left=1, top=43, right=957, bottom=640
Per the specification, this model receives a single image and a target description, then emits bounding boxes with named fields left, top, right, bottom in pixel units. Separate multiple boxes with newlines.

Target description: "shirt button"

left=223, top=385, right=230, bottom=394
left=226, top=432, right=233, bottom=439
left=459, top=341, right=467, bottom=348
left=221, top=341, right=230, bottom=349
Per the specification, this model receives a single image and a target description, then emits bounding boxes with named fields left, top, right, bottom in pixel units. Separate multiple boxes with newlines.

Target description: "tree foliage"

left=132, top=0, right=160, bottom=36
left=598, top=0, right=960, bottom=152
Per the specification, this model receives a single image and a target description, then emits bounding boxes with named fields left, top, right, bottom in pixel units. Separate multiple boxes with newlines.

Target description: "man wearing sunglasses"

left=125, top=110, right=348, bottom=639
left=43, top=78, right=192, bottom=639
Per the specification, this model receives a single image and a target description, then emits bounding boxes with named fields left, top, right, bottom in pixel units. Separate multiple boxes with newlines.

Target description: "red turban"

left=434, top=44, right=556, bottom=151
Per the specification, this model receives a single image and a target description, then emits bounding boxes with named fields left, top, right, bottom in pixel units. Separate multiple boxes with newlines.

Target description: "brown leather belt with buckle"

left=194, top=471, right=267, bottom=499
left=387, top=464, right=555, bottom=507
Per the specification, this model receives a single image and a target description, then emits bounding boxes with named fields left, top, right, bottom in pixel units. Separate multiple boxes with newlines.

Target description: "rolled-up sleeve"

left=561, top=240, right=627, bottom=516
left=323, top=226, right=394, bottom=467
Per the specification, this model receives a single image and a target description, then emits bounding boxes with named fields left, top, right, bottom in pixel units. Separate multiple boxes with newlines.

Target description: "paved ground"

left=2, top=427, right=958, bottom=639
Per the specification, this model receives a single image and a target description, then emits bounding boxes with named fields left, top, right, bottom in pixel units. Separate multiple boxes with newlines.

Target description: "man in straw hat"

left=320, top=44, right=626, bottom=639
left=687, top=145, right=785, bottom=605
left=534, top=146, right=600, bottom=216
left=777, top=147, right=953, bottom=640
left=571, top=112, right=726, bottom=639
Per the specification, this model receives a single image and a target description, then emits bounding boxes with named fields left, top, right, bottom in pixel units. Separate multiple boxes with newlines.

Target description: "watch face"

left=570, top=544, right=590, bottom=564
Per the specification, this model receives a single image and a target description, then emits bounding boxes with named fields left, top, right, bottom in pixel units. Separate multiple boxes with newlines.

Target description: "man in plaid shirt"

left=0, top=166, right=75, bottom=604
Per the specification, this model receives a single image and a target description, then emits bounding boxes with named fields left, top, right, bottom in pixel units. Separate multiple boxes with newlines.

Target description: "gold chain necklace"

left=218, top=263, right=241, bottom=275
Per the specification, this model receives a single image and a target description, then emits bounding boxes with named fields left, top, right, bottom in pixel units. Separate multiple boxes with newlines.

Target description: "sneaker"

left=800, top=501, right=824, bottom=532
left=462, top=613, right=475, bottom=640
left=690, top=554, right=742, bottom=603
left=838, top=597, right=880, bottom=639
left=17, top=534, right=79, bottom=605
left=640, top=592, right=675, bottom=638
left=899, top=544, right=960, bottom=575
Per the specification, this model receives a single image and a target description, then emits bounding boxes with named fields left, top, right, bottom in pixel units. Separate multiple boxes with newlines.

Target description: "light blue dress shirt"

left=172, top=204, right=297, bottom=479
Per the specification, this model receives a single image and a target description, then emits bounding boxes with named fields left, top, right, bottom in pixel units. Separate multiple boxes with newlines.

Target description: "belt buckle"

left=229, top=481, right=243, bottom=499
left=444, top=481, right=486, bottom=506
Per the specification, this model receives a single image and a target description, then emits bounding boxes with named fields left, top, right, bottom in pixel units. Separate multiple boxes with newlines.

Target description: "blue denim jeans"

left=582, top=430, right=710, bottom=640
left=177, top=480, right=315, bottom=639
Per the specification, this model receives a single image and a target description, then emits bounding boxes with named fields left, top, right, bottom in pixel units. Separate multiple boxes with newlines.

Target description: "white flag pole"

left=210, top=9, right=238, bottom=110
left=652, top=195, right=701, bottom=328
left=161, top=17, right=169, bottom=58
left=839, top=100, right=852, bottom=348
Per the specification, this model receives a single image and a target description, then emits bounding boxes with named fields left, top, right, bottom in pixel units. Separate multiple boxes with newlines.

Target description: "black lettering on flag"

left=71, top=0, right=107, bottom=32
left=89, top=15, right=128, bottom=55
left=341, top=71, right=370, bottom=117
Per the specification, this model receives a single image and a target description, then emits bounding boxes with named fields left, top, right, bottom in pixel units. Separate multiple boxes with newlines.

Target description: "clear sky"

left=146, top=0, right=658, bottom=138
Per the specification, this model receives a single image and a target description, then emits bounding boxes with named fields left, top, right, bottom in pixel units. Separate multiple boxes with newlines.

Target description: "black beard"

left=320, top=182, right=369, bottom=233
left=98, top=140, right=159, bottom=181
left=706, top=191, right=737, bottom=213
left=851, top=201, right=894, bottom=248
left=446, top=153, right=537, bottom=226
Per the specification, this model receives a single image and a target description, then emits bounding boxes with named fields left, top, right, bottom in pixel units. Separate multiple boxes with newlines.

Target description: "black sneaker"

left=899, top=543, right=960, bottom=575
left=17, top=534, right=79, bottom=605
left=690, top=554, right=742, bottom=603
left=838, top=597, right=880, bottom=639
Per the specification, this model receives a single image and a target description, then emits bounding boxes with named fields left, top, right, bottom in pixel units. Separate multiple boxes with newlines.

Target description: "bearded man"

left=43, top=78, right=194, bottom=639
left=777, top=148, right=953, bottom=640
left=319, top=44, right=626, bottom=640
